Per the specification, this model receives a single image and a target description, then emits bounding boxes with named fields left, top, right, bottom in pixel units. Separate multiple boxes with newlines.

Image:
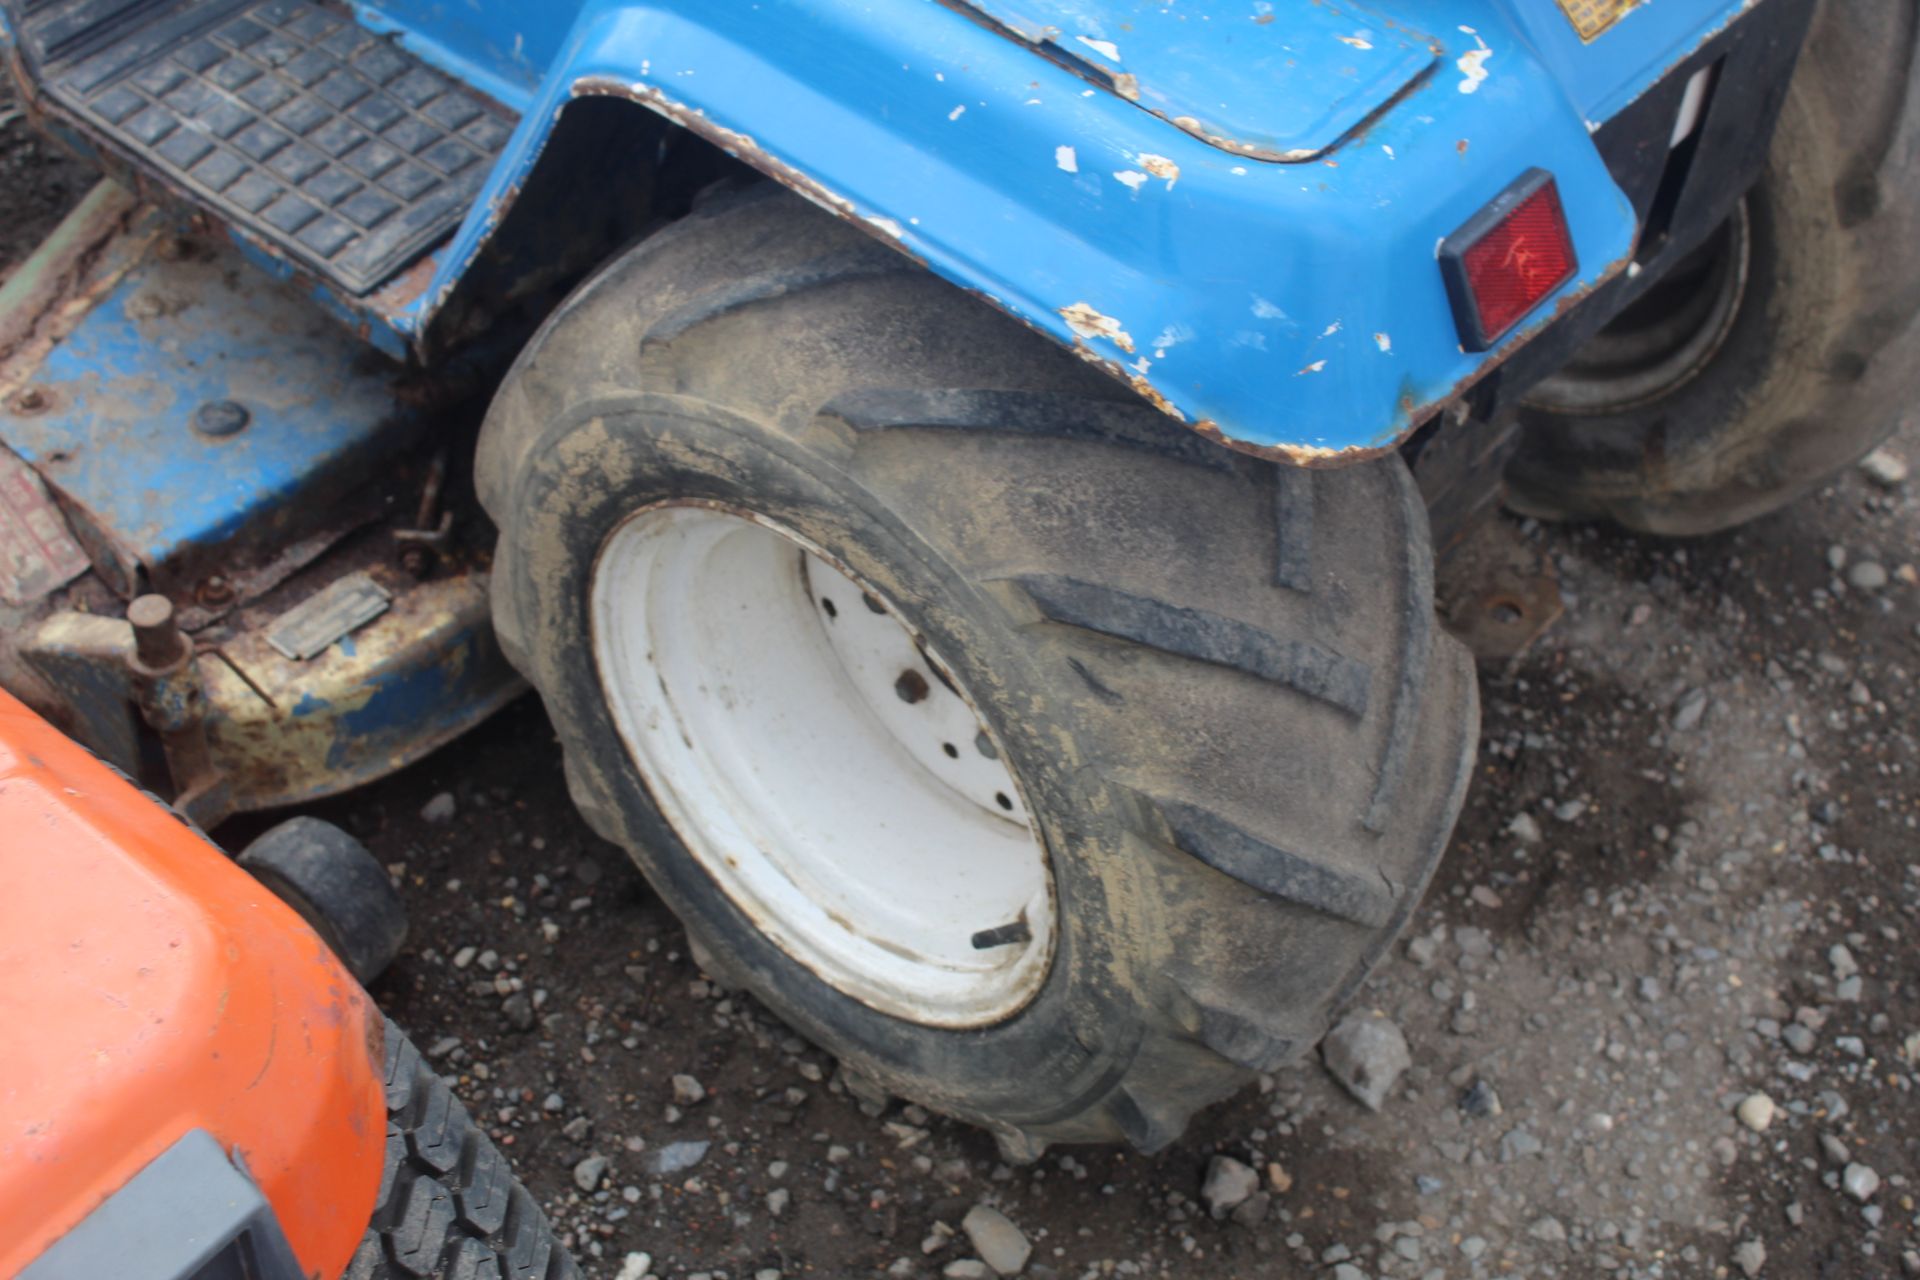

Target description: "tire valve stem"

left=971, top=919, right=1032, bottom=950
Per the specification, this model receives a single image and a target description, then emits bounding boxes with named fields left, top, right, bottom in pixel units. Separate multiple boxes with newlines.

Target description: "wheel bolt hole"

left=994, top=791, right=1013, bottom=811
left=894, top=670, right=930, bottom=704
left=820, top=597, right=838, bottom=618
left=862, top=592, right=887, bottom=615
left=942, top=742, right=959, bottom=759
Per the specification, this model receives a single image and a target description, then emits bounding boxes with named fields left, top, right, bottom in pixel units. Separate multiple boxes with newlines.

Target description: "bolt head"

left=127, top=594, right=175, bottom=631
left=10, top=386, right=50, bottom=415
left=193, top=400, right=250, bottom=438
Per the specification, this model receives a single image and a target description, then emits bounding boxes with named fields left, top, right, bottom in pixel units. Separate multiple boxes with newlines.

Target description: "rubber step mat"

left=9, top=0, right=513, bottom=294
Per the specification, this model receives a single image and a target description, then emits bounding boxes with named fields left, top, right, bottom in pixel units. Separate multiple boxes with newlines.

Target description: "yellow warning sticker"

left=1556, top=0, right=1642, bottom=41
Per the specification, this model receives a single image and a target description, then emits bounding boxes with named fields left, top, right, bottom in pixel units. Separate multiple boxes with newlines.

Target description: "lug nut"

left=894, top=670, right=930, bottom=704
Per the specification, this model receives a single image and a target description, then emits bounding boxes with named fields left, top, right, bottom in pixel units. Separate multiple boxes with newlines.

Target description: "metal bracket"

left=1435, top=516, right=1565, bottom=666
left=393, top=449, right=454, bottom=578
left=126, top=593, right=232, bottom=827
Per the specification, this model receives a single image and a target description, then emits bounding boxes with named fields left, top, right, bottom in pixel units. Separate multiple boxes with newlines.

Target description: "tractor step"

left=9, top=0, right=513, bottom=295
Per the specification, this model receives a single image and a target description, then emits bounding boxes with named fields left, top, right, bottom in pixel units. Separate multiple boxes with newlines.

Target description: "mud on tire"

left=477, top=185, right=1479, bottom=1154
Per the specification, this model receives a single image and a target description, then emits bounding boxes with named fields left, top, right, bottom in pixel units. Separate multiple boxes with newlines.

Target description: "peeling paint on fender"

left=1457, top=30, right=1493, bottom=93
left=1137, top=154, right=1179, bottom=188
left=1059, top=302, right=1134, bottom=353
left=1075, top=35, right=1121, bottom=63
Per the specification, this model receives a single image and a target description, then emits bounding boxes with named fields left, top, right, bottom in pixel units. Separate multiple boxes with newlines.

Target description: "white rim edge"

left=589, top=502, right=1056, bottom=1028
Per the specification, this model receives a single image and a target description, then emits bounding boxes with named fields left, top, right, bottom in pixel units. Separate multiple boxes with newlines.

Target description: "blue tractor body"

left=350, top=0, right=1750, bottom=458
left=0, top=0, right=1807, bottom=816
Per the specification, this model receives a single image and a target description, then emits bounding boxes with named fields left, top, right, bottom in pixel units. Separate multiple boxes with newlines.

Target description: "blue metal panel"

left=399, top=1, right=1570, bottom=459
left=958, top=0, right=1437, bottom=161
left=365, top=0, right=1750, bottom=458
left=0, top=237, right=418, bottom=587
left=1489, top=0, right=1757, bottom=127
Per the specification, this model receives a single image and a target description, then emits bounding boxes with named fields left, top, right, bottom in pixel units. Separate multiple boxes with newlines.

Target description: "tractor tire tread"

left=821, top=386, right=1241, bottom=474
left=1011, top=573, right=1372, bottom=716
left=352, top=1021, right=579, bottom=1280
left=478, top=184, right=1477, bottom=1156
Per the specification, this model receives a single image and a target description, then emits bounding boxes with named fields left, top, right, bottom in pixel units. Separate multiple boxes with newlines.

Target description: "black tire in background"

left=348, top=1022, right=580, bottom=1280
left=1507, top=0, right=1920, bottom=535
left=476, top=185, right=1479, bottom=1155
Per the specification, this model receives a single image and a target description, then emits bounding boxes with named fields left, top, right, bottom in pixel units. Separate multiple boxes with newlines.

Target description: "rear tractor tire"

left=477, top=185, right=1479, bottom=1154
left=1507, top=0, right=1920, bottom=534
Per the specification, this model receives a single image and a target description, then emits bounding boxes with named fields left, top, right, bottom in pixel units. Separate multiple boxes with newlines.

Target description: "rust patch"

left=1058, top=301, right=1134, bottom=353
left=1434, top=515, right=1564, bottom=663
left=1170, top=113, right=1318, bottom=162
left=0, top=182, right=151, bottom=403
left=7, top=385, right=54, bottom=415
left=200, top=565, right=520, bottom=812
left=1123, top=372, right=1184, bottom=422
left=369, top=252, right=439, bottom=314
left=1137, top=154, right=1179, bottom=187
left=1189, top=416, right=1388, bottom=467
left=578, top=64, right=1624, bottom=473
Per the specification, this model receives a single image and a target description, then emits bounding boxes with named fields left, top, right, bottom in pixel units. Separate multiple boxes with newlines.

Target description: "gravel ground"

left=286, top=426, right=1918, bottom=1280
left=6, top=83, right=1918, bottom=1280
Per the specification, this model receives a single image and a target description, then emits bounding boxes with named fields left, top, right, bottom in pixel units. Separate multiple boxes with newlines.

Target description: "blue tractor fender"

left=366, top=0, right=1755, bottom=464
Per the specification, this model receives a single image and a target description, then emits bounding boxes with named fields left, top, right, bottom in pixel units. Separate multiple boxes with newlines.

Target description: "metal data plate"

left=267, top=571, right=391, bottom=660
left=1557, top=0, right=1643, bottom=41
left=0, top=447, right=88, bottom=605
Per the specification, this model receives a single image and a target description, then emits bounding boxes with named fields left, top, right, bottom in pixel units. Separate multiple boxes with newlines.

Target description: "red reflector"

left=1441, top=170, right=1577, bottom=350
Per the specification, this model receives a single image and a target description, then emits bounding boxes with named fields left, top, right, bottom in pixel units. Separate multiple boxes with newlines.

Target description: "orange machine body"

left=0, top=688, right=386, bottom=1279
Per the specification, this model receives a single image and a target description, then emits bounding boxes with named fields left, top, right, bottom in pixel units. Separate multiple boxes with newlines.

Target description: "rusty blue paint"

left=226, top=236, right=416, bottom=364
left=0, top=232, right=421, bottom=587
left=327, top=627, right=500, bottom=769
left=198, top=571, right=525, bottom=811
left=950, top=0, right=1439, bottom=162
left=3, top=0, right=1772, bottom=457
left=358, top=0, right=1759, bottom=460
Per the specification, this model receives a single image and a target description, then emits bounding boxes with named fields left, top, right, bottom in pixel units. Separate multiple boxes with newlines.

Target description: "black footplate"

left=8, top=0, right=514, bottom=294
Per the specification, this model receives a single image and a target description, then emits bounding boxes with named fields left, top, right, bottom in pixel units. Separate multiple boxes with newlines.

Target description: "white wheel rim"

left=590, top=503, right=1055, bottom=1027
